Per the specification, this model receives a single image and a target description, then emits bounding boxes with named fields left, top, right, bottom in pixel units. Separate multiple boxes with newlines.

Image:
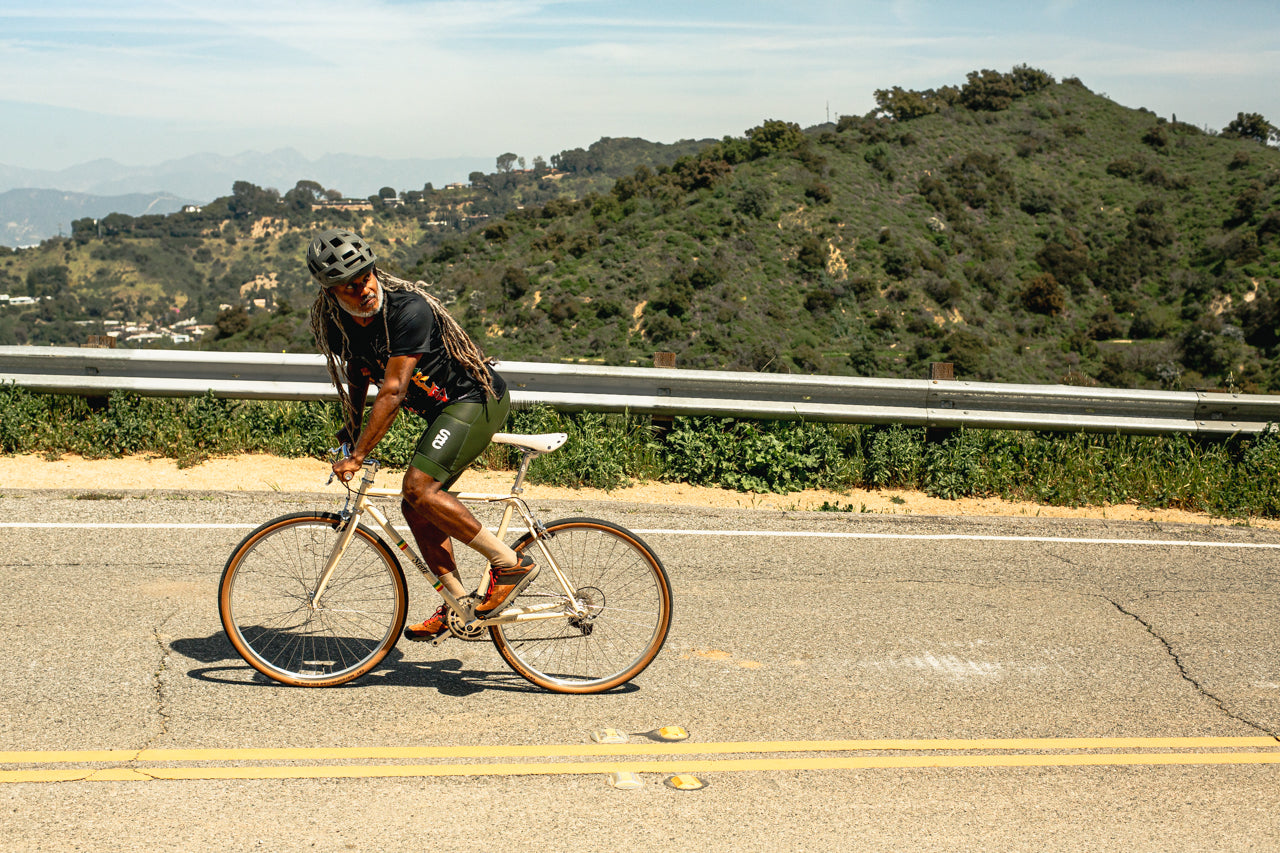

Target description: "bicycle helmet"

left=307, top=228, right=376, bottom=286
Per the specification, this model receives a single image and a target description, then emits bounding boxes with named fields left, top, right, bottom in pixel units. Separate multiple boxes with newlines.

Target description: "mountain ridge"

left=0, top=148, right=492, bottom=208
left=0, top=188, right=195, bottom=248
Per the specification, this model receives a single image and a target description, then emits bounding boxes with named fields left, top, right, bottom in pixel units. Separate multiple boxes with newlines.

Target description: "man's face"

left=329, top=268, right=381, bottom=317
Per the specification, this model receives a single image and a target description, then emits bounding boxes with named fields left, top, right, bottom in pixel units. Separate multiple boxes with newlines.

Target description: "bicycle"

left=217, top=432, right=672, bottom=694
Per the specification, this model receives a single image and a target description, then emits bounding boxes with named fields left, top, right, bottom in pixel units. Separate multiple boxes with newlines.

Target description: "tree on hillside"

left=214, top=306, right=251, bottom=339
left=100, top=212, right=135, bottom=236
left=26, top=264, right=69, bottom=298
left=960, top=69, right=1019, bottom=111
left=873, top=87, right=938, bottom=121
left=1020, top=273, right=1065, bottom=316
left=745, top=120, right=805, bottom=159
left=1008, top=64, right=1055, bottom=94
left=1222, top=112, right=1278, bottom=145
left=497, top=152, right=518, bottom=173
left=551, top=147, right=594, bottom=173
left=228, top=181, right=279, bottom=219
left=284, top=180, right=326, bottom=212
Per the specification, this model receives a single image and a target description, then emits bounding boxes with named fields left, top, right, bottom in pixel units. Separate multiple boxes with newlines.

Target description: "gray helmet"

left=307, top=228, right=376, bottom=286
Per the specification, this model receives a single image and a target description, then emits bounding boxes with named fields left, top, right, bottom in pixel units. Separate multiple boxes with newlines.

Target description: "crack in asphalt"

left=42, top=607, right=179, bottom=784
left=1104, top=597, right=1279, bottom=739
left=139, top=605, right=179, bottom=754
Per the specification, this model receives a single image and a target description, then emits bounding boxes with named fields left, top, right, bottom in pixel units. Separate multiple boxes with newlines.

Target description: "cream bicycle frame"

left=311, top=433, right=587, bottom=630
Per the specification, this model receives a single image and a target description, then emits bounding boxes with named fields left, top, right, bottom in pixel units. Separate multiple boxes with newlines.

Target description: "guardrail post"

left=926, top=362, right=956, bottom=443
left=652, top=352, right=677, bottom=438
left=81, top=336, right=117, bottom=409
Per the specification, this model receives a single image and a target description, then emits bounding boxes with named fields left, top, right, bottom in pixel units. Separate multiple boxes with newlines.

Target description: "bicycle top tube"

left=341, top=431, right=569, bottom=502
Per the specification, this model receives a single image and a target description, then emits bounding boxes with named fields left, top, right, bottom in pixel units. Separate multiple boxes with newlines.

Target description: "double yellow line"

left=2, top=736, right=1278, bottom=784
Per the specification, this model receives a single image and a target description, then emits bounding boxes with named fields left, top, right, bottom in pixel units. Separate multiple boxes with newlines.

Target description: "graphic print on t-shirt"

left=410, top=370, right=450, bottom=404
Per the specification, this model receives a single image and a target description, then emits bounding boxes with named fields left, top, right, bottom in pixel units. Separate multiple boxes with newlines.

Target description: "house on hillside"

left=310, top=199, right=375, bottom=212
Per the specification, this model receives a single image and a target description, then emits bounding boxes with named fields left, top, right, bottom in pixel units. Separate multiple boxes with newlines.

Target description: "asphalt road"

left=1, top=489, right=1279, bottom=851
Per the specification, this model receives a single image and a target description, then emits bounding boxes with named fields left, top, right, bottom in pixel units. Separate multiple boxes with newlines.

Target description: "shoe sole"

left=474, top=563, right=540, bottom=618
left=402, top=625, right=448, bottom=642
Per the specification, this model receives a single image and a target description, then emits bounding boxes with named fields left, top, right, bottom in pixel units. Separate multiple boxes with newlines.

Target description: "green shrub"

left=5, top=386, right=1280, bottom=520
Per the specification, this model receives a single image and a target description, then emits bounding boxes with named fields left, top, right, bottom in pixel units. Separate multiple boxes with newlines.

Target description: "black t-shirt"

left=328, top=288, right=505, bottom=419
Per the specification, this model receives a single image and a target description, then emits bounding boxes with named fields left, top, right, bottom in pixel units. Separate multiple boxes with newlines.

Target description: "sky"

left=2, top=0, right=1277, bottom=174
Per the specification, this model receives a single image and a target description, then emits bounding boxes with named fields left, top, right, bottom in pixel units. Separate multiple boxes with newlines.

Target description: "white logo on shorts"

left=431, top=429, right=451, bottom=450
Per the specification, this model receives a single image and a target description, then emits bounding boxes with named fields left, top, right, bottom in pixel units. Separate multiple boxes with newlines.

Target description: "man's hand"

left=332, top=455, right=363, bottom=483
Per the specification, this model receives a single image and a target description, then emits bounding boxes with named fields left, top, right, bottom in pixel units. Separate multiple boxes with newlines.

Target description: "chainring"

left=446, top=598, right=487, bottom=641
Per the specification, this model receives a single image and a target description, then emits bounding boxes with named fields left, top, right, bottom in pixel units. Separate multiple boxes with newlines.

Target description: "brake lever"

left=325, top=443, right=353, bottom=486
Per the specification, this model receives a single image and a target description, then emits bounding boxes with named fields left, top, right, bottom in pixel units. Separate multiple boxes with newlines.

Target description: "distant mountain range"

left=0, top=188, right=194, bottom=247
left=0, top=148, right=493, bottom=246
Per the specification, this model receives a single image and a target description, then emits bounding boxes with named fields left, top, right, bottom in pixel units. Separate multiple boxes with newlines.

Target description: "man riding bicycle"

left=306, top=227, right=536, bottom=640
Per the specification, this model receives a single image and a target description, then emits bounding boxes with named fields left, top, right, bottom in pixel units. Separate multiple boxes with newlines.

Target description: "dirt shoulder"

left=0, top=452, right=1274, bottom=531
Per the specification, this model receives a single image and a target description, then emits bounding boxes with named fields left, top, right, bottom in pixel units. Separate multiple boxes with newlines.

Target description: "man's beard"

left=340, top=281, right=383, bottom=318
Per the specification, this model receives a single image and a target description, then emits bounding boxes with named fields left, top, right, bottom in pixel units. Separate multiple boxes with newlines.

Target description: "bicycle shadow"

left=172, top=632, right=639, bottom=696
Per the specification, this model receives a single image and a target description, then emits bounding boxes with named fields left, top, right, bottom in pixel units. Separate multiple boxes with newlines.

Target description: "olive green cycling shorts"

left=409, top=391, right=511, bottom=488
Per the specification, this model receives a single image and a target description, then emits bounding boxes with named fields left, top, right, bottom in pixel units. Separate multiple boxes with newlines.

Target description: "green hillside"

left=3, top=68, right=1278, bottom=393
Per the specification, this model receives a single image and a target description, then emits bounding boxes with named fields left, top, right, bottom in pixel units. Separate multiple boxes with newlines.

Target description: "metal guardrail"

left=1, top=345, right=1277, bottom=436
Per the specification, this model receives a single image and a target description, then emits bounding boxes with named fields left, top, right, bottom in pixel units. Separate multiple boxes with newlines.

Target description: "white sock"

left=468, top=528, right=517, bottom=569
left=437, top=570, right=467, bottom=597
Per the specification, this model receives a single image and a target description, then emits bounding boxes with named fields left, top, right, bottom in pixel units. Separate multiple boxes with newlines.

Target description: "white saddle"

left=491, top=432, right=568, bottom=454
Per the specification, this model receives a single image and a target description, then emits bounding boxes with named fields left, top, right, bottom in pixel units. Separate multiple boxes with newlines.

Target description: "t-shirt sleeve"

left=387, top=293, right=435, bottom=357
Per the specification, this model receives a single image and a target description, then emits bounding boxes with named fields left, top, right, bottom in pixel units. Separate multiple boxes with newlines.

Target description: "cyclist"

left=306, top=227, right=536, bottom=641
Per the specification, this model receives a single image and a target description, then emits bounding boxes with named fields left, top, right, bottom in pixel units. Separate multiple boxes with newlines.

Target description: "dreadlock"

left=310, top=268, right=498, bottom=431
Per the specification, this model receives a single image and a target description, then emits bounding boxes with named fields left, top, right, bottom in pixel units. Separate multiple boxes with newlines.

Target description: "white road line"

left=1, top=522, right=251, bottom=529
left=2, top=521, right=1279, bottom=549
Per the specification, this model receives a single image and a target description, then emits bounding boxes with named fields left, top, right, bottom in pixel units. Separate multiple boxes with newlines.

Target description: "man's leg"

left=400, top=487, right=467, bottom=597
left=402, top=392, right=533, bottom=623
left=402, top=467, right=518, bottom=572
left=400, top=470, right=484, bottom=640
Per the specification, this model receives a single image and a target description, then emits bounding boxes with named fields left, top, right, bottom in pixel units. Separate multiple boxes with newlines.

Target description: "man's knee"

left=403, top=468, right=445, bottom=510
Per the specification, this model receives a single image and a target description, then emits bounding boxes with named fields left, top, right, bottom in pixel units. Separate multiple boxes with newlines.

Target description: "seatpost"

left=509, top=450, right=536, bottom=495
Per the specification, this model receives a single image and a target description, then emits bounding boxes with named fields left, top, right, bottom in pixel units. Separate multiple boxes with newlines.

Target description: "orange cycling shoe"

left=403, top=604, right=450, bottom=641
left=475, top=553, right=538, bottom=617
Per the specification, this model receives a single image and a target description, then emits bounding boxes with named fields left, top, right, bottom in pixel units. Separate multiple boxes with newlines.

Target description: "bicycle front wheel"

left=218, top=512, right=408, bottom=687
left=491, top=518, right=672, bottom=694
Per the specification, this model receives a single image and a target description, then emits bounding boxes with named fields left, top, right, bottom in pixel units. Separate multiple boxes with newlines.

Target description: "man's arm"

left=335, top=354, right=420, bottom=479
left=341, top=372, right=370, bottom=446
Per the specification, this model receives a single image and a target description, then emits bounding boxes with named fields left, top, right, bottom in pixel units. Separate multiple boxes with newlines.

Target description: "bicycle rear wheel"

left=218, top=512, right=407, bottom=687
left=491, top=518, right=672, bottom=694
